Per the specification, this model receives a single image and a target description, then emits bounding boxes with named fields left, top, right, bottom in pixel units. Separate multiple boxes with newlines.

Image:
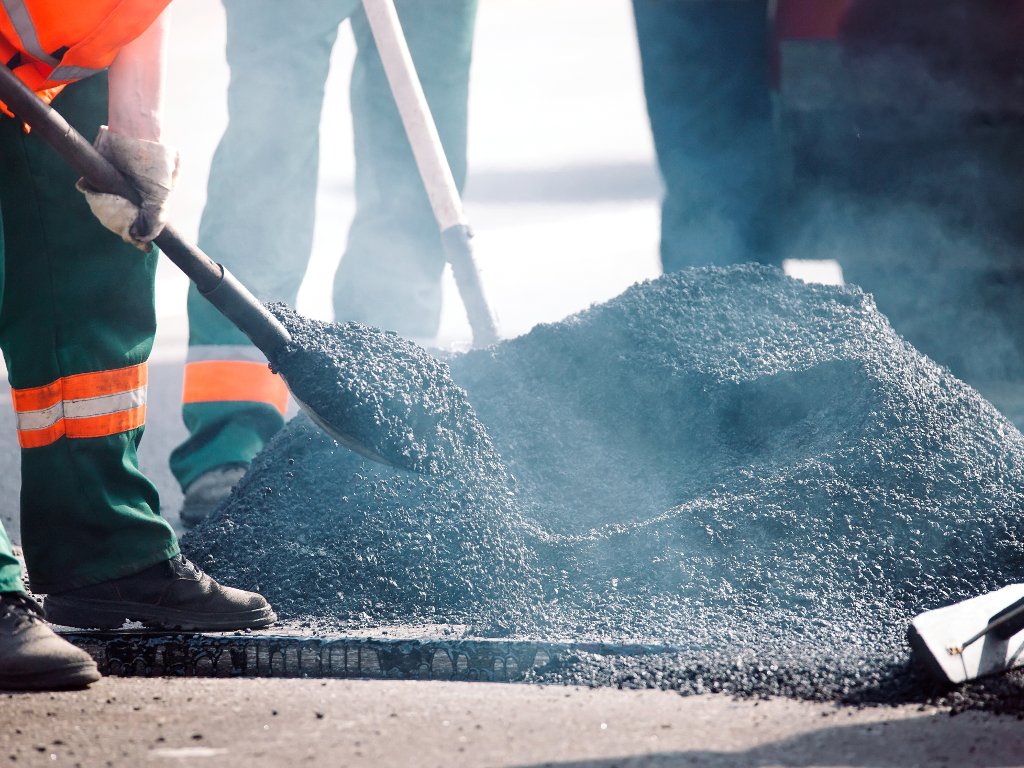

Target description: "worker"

left=0, top=0, right=275, bottom=691
left=169, top=0, right=478, bottom=525
left=631, top=0, right=781, bottom=272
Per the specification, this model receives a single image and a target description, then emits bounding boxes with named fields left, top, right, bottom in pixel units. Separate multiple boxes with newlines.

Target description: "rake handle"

left=361, top=0, right=499, bottom=348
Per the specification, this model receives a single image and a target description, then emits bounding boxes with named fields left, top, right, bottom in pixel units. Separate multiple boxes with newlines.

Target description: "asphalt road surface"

left=3, top=678, right=1023, bottom=767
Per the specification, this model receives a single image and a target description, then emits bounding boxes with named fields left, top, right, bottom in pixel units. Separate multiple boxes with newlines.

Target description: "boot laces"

left=170, top=555, right=204, bottom=580
left=0, top=592, right=45, bottom=628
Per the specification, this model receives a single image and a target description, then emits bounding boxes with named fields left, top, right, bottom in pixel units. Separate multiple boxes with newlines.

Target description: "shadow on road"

left=509, top=710, right=1022, bottom=767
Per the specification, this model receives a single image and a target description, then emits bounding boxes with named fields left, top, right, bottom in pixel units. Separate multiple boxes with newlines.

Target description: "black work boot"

left=0, top=592, right=100, bottom=690
left=44, top=556, right=276, bottom=631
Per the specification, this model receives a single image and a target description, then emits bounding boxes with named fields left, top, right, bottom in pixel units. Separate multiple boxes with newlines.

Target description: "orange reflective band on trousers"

left=181, top=360, right=289, bottom=416
left=11, top=363, right=148, bottom=449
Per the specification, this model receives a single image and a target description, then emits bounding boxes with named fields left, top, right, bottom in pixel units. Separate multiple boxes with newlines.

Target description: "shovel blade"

left=908, top=584, right=1024, bottom=684
left=289, top=390, right=395, bottom=469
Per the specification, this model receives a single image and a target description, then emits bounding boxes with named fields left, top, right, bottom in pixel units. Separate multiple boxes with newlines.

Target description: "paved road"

left=2, top=678, right=1022, bottom=767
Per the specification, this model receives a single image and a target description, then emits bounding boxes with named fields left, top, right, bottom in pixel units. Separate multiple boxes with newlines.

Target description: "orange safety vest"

left=0, top=0, right=171, bottom=111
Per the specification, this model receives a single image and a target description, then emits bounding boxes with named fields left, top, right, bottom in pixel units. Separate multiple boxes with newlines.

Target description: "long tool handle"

left=0, top=64, right=291, bottom=357
left=361, top=0, right=499, bottom=348
left=948, top=596, right=1024, bottom=655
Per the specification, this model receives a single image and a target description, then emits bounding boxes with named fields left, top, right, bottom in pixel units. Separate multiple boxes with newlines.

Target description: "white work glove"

left=75, top=126, right=180, bottom=251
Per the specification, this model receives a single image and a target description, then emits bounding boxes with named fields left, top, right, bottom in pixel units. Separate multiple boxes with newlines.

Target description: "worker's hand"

left=76, top=126, right=180, bottom=251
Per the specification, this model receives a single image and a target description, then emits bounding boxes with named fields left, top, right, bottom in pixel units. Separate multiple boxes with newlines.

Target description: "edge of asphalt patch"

left=59, top=627, right=673, bottom=682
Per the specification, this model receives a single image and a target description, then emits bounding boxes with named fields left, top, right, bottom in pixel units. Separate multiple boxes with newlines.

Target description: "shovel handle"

left=0, top=64, right=291, bottom=357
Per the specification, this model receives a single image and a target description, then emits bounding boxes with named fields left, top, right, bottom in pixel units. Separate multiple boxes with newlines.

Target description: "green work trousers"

left=0, top=75, right=178, bottom=594
left=170, top=0, right=477, bottom=491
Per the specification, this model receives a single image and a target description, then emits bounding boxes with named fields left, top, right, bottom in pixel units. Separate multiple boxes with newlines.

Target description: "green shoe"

left=44, top=556, right=276, bottom=631
left=0, top=592, right=100, bottom=690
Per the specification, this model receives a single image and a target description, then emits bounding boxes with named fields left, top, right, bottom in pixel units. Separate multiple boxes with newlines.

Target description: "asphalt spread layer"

left=184, top=265, right=1024, bottom=713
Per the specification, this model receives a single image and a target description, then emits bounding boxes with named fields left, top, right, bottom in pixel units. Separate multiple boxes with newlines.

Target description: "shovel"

left=361, top=0, right=499, bottom=348
left=908, top=584, right=1024, bottom=685
left=0, top=63, right=409, bottom=469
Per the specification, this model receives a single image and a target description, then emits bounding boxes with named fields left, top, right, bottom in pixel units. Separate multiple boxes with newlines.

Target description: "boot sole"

left=0, top=660, right=100, bottom=691
left=44, top=596, right=277, bottom=632
left=178, top=502, right=217, bottom=529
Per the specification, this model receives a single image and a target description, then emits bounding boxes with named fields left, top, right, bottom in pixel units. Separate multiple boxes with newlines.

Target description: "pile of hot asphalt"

left=184, top=266, right=1024, bottom=711
left=267, top=303, right=488, bottom=474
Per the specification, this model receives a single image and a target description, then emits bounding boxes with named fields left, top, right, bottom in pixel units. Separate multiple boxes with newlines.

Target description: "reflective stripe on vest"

left=182, top=346, right=289, bottom=415
left=47, top=63, right=103, bottom=82
left=11, top=363, right=148, bottom=448
left=0, top=0, right=170, bottom=99
left=1, top=0, right=56, bottom=65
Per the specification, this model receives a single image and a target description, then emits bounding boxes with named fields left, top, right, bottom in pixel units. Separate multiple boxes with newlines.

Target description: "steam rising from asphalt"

left=177, top=3, right=1024, bottom=711
left=780, top=0, right=1024, bottom=391
left=185, top=266, right=1024, bottom=710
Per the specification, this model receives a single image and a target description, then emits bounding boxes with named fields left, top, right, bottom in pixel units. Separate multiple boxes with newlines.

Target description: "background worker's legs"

left=335, top=0, right=478, bottom=338
left=632, top=0, right=780, bottom=271
left=170, top=1, right=348, bottom=493
left=173, top=0, right=479, bottom=497
left=0, top=76, right=178, bottom=594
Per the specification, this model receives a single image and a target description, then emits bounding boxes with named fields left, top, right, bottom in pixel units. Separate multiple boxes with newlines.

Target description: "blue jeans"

left=633, top=0, right=781, bottom=270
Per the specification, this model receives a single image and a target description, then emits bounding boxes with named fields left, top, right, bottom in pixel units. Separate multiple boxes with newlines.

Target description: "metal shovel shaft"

left=0, top=64, right=291, bottom=357
left=0, top=64, right=402, bottom=466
